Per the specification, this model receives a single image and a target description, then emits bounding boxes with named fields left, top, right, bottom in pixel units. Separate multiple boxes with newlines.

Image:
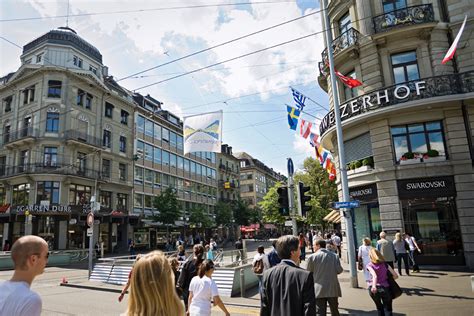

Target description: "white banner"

left=183, top=110, right=223, bottom=154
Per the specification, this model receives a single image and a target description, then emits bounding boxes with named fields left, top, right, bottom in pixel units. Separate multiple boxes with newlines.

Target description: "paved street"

left=1, top=254, right=473, bottom=315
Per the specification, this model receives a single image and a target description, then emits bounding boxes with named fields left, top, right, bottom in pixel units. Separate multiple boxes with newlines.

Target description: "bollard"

left=240, top=268, right=245, bottom=297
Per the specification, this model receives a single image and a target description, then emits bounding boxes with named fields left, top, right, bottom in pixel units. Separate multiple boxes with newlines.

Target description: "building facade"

left=318, top=0, right=474, bottom=268
left=235, top=152, right=286, bottom=208
left=0, top=27, right=135, bottom=252
left=132, top=93, right=218, bottom=248
left=217, top=144, right=240, bottom=203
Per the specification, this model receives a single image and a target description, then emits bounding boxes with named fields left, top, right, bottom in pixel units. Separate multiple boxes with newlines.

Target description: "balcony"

left=321, top=27, right=360, bottom=69
left=3, top=127, right=37, bottom=147
left=64, top=130, right=102, bottom=148
left=319, top=71, right=474, bottom=136
left=0, top=163, right=100, bottom=179
left=218, top=180, right=239, bottom=189
left=373, top=4, right=435, bottom=34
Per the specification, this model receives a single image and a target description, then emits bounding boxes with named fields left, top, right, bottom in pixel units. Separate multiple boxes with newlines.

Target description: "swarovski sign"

left=320, top=81, right=426, bottom=135
left=397, top=176, right=456, bottom=199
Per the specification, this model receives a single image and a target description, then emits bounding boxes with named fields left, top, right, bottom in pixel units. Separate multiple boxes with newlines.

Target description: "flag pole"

left=321, top=0, right=358, bottom=288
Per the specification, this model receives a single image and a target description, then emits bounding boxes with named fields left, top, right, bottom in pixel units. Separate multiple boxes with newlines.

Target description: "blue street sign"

left=333, top=201, right=360, bottom=209
left=287, top=158, right=294, bottom=176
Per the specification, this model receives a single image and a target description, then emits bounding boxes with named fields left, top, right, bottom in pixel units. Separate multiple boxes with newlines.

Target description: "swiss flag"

left=335, top=70, right=363, bottom=88
left=442, top=15, right=467, bottom=64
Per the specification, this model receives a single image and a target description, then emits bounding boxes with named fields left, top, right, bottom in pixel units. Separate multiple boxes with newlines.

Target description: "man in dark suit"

left=261, top=235, right=316, bottom=316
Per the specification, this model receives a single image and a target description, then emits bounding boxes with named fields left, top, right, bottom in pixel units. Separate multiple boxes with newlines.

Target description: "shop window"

left=136, top=115, right=145, bottom=133
left=0, top=156, right=5, bottom=176
left=105, top=102, right=114, bottom=118
left=119, top=163, right=127, bottom=181
left=13, top=183, right=30, bottom=205
left=117, top=193, right=128, bottom=210
left=383, top=0, right=407, bottom=13
left=102, top=159, right=111, bottom=178
left=121, top=110, right=129, bottom=125
left=391, top=51, right=420, bottom=84
left=23, top=85, right=35, bottom=104
left=69, top=184, right=92, bottom=205
left=36, top=181, right=60, bottom=204
left=391, top=121, right=446, bottom=163
left=47, top=80, right=62, bottom=98
left=103, top=130, right=111, bottom=148
left=120, top=136, right=127, bottom=153
left=3, top=96, right=12, bottom=113
left=43, top=147, right=58, bottom=167
left=46, top=112, right=59, bottom=132
left=100, top=191, right=112, bottom=209
left=154, top=147, right=161, bottom=164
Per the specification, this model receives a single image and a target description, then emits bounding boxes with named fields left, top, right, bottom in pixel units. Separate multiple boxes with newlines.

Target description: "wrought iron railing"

left=319, top=71, right=474, bottom=136
left=373, top=4, right=435, bottom=34
left=0, top=163, right=101, bottom=179
left=3, top=127, right=37, bottom=145
left=321, top=27, right=360, bottom=68
left=64, top=130, right=103, bottom=148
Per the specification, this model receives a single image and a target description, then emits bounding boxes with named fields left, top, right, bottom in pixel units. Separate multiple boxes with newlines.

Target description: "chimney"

left=102, top=66, right=108, bottom=77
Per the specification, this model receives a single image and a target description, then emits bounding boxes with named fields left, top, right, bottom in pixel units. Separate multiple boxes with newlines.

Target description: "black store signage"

left=397, top=176, right=456, bottom=199
left=349, top=183, right=378, bottom=202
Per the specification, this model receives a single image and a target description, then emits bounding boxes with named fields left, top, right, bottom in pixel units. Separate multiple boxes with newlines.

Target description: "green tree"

left=294, top=157, right=338, bottom=230
left=259, top=182, right=286, bottom=225
left=152, top=187, right=180, bottom=235
left=215, top=201, right=233, bottom=227
left=232, top=199, right=255, bottom=226
left=189, top=206, right=214, bottom=230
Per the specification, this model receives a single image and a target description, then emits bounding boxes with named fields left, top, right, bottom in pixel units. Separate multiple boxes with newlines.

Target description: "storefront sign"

left=349, top=184, right=378, bottom=202
left=0, top=204, right=10, bottom=213
left=14, top=204, right=72, bottom=215
left=397, top=176, right=456, bottom=198
left=320, top=81, right=427, bottom=135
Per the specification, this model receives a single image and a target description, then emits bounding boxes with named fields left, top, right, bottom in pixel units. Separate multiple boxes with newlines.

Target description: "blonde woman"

left=125, top=251, right=184, bottom=316
left=366, top=248, right=398, bottom=316
left=357, top=237, right=372, bottom=285
left=119, top=254, right=141, bottom=302
left=392, top=232, right=410, bottom=276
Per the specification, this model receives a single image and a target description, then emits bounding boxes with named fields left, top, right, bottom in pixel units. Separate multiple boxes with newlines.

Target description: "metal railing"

left=64, top=130, right=103, bottom=148
left=373, top=4, right=435, bottom=34
left=2, top=127, right=38, bottom=145
left=0, top=163, right=101, bottom=179
left=321, top=27, right=360, bottom=68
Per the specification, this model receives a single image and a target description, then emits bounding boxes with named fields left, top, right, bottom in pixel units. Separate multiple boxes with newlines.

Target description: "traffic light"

left=297, top=182, right=311, bottom=217
left=277, top=186, right=289, bottom=216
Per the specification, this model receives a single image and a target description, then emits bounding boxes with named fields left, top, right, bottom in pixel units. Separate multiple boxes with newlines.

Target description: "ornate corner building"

left=318, top=0, right=474, bottom=268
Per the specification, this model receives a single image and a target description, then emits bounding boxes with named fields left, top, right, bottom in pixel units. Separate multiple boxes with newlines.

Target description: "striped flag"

left=309, top=133, right=319, bottom=147
left=300, top=119, right=312, bottom=139
left=442, top=15, right=468, bottom=64
left=291, top=87, right=307, bottom=111
left=335, top=70, right=363, bottom=88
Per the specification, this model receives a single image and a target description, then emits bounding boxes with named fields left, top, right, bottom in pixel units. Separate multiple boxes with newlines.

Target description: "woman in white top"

left=188, top=260, right=229, bottom=316
left=252, top=245, right=270, bottom=299
left=358, top=237, right=373, bottom=285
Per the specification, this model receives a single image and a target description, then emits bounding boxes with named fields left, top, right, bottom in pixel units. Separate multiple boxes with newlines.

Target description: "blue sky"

left=0, top=0, right=329, bottom=175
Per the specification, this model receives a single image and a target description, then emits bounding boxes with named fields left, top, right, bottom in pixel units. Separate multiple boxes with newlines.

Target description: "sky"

left=0, top=0, right=330, bottom=175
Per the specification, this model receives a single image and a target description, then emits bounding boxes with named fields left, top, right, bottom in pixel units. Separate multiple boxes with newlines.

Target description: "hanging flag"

left=442, top=15, right=468, bottom=64
left=300, top=119, right=312, bottom=139
left=183, top=110, right=223, bottom=154
left=309, top=133, right=319, bottom=147
left=287, top=105, right=300, bottom=130
left=291, top=87, right=307, bottom=110
left=335, top=70, right=363, bottom=88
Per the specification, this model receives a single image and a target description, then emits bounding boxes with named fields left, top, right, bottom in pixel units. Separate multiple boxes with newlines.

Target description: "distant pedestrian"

left=307, top=230, right=314, bottom=253
left=125, top=251, right=184, bottom=315
left=235, top=237, right=243, bottom=263
left=118, top=254, right=142, bottom=302
left=393, top=233, right=410, bottom=276
left=0, top=236, right=48, bottom=316
left=377, top=232, right=396, bottom=268
left=404, top=232, right=421, bottom=273
left=299, top=233, right=307, bottom=261
left=128, top=241, right=135, bottom=258
left=366, top=248, right=398, bottom=316
left=169, top=257, right=182, bottom=297
left=261, top=235, right=316, bottom=316
left=307, top=239, right=343, bottom=316
left=210, top=238, right=217, bottom=251
left=205, top=245, right=214, bottom=260
left=188, top=260, right=229, bottom=316
left=358, top=237, right=373, bottom=285
left=177, top=245, right=187, bottom=261
left=177, top=244, right=204, bottom=311
left=2, top=240, right=10, bottom=252
left=252, top=245, right=270, bottom=300
left=266, top=240, right=281, bottom=267
left=332, top=233, right=342, bottom=258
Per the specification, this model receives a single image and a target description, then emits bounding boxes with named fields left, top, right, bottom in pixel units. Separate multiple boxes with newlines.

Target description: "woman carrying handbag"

left=366, top=248, right=399, bottom=316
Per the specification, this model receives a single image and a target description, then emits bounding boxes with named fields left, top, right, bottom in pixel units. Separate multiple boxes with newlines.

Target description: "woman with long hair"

left=358, top=237, right=373, bottom=285
left=366, top=248, right=398, bottom=316
left=125, top=251, right=184, bottom=316
left=188, top=260, right=229, bottom=316
left=393, top=232, right=410, bottom=276
left=177, top=244, right=205, bottom=311
left=118, top=254, right=141, bottom=302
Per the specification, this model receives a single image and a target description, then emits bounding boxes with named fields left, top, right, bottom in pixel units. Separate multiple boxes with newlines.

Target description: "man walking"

left=266, top=240, right=281, bottom=267
left=331, top=232, right=342, bottom=258
left=261, top=235, right=316, bottom=316
left=376, top=232, right=396, bottom=268
left=306, top=239, right=343, bottom=316
left=0, top=235, right=48, bottom=316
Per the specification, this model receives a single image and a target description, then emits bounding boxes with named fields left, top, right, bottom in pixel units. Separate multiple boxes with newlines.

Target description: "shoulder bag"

left=386, top=263, right=402, bottom=299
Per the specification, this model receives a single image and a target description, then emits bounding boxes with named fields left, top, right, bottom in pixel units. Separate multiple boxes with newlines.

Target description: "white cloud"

left=293, top=133, right=313, bottom=156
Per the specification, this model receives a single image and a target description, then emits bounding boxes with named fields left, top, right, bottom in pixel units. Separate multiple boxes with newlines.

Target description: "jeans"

left=368, top=287, right=393, bottom=316
left=408, top=250, right=420, bottom=271
left=396, top=253, right=410, bottom=275
left=315, top=297, right=339, bottom=316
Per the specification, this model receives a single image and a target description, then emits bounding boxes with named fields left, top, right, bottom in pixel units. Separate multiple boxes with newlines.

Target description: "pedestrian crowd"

left=0, top=230, right=421, bottom=315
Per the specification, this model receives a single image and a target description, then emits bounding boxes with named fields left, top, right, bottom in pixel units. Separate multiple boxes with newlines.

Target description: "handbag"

left=386, top=263, right=402, bottom=299
left=357, top=260, right=363, bottom=271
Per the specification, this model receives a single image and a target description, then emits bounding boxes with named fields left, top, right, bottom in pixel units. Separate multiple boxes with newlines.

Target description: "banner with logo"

left=183, top=110, right=223, bottom=154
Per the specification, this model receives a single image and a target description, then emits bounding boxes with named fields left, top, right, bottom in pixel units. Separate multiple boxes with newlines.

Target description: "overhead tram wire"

left=117, top=9, right=320, bottom=81
left=0, top=0, right=296, bottom=22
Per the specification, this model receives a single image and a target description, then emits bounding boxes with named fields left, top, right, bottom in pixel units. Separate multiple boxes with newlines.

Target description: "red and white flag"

left=442, top=15, right=468, bottom=64
left=335, top=70, right=363, bottom=88
left=300, top=119, right=312, bottom=139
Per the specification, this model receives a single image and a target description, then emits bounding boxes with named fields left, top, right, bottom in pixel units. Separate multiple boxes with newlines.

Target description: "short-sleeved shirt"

left=189, top=275, right=219, bottom=316
left=405, top=237, right=416, bottom=251
left=0, top=281, right=42, bottom=316
left=367, top=262, right=389, bottom=288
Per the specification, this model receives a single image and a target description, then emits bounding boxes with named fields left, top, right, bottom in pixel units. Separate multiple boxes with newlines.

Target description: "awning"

left=327, top=212, right=340, bottom=222
left=323, top=210, right=338, bottom=221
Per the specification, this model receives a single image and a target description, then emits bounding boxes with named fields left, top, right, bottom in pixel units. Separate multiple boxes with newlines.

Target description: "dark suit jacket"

left=260, top=260, right=316, bottom=316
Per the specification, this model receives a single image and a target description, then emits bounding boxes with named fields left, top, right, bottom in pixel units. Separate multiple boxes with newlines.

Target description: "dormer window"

left=89, top=65, right=97, bottom=75
left=73, top=55, right=83, bottom=68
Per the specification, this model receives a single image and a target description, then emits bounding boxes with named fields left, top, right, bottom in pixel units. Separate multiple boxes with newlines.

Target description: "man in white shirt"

left=0, top=235, right=49, bottom=316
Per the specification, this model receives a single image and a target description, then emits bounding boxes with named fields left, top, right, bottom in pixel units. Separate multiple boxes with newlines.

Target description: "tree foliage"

left=152, top=187, right=180, bottom=226
left=189, top=206, right=214, bottom=229
left=259, top=182, right=286, bottom=225
left=232, top=199, right=256, bottom=226
left=214, top=201, right=233, bottom=227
